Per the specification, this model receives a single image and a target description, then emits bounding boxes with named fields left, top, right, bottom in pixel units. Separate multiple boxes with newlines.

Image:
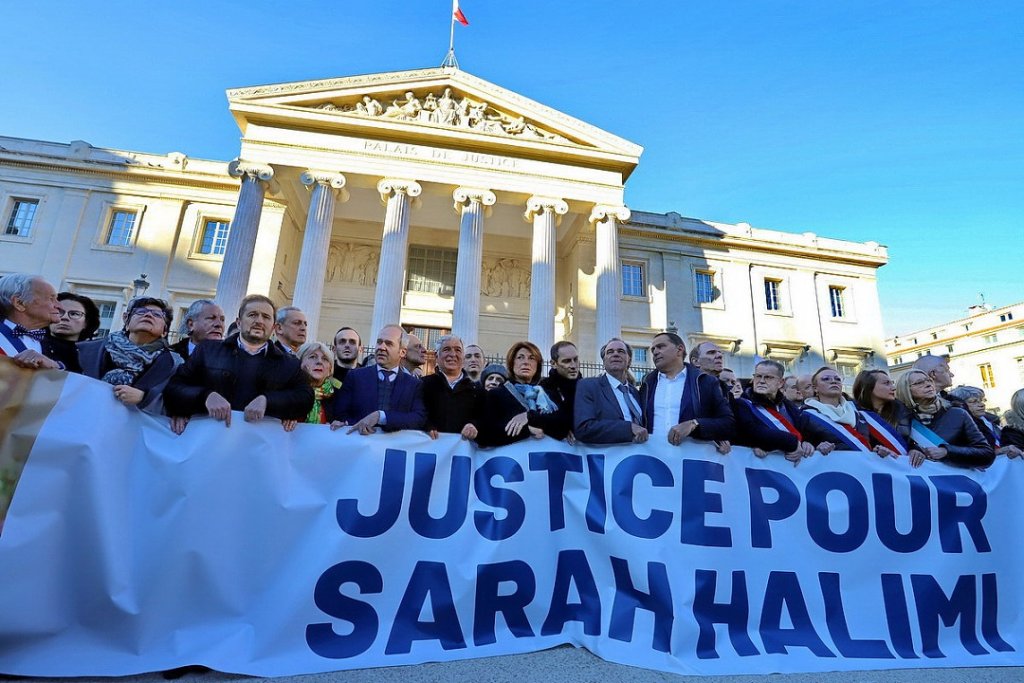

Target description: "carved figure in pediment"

left=354, top=95, right=382, bottom=117
left=482, top=257, right=531, bottom=298
left=436, top=88, right=457, bottom=125
left=327, top=242, right=379, bottom=286
left=420, top=93, right=438, bottom=123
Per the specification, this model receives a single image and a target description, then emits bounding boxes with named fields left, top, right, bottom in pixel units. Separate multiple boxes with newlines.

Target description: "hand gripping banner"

left=0, top=364, right=1020, bottom=677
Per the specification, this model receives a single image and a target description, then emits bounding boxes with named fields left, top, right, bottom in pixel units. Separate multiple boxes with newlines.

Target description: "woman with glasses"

left=50, top=292, right=101, bottom=342
left=800, top=366, right=898, bottom=458
left=948, top=385, right=1022, bottom=458
left=476, top=341, right=569, bottom=447
left=894, top=370, right=993, bottom=467
left=852, top=369, right=926, bottom=466
left=77, top=297, right=183, bottom=414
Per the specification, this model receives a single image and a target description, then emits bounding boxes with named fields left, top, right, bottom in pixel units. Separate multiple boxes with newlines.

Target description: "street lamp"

left=132, top=274, right=150, bottom=298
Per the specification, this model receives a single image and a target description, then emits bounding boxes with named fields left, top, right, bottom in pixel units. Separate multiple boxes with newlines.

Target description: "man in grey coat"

left=574, top=338, right=648, bottom=444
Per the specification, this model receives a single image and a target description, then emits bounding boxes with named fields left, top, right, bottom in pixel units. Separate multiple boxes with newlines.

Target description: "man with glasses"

left=732, top=359, right=814, bottom=465
left=0, top=273, right=77, bottom=372
left=421, top=334, right=482, bottom=440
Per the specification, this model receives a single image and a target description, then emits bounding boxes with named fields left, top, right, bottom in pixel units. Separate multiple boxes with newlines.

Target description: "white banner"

left=0, top=371, right=1021, bottom=676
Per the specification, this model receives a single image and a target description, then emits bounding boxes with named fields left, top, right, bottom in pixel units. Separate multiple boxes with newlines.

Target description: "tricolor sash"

left=741, top=398, right=802, bottom=439
left=910, top=419, right=947, bottom=450
left=979, top=416, right=1001, bottom=448
left=860, top=410, right=909, bottom=456
left=803, top=409, right=872, bottom=453
left=0, top=322, right=29, bottom=357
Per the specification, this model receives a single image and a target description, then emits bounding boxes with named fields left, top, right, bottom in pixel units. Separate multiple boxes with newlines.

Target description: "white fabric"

left=0, top=372, right=1021, bottom=678
left=804, top=397, right=858, bottom=426
left=652, top=369, right=685, bottom=434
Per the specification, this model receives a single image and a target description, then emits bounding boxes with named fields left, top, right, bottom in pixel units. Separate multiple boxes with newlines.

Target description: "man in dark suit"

left=575, top=338, right=648, bottom=444
left=0, top=273, right=79, bottom=372
left=640, top=331, right=735, bottom=445
left=170, top=299, right=225, bottom=360
left=164, top=294, right=313, bottom=434
left=328, top=324, right=427, bottom=434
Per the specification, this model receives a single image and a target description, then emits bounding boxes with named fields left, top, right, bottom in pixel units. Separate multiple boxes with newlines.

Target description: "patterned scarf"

left=306, top=377, right=343, bottom=424
left=100, top=331, right=169, bottom=386
left=912, top=396, right=948, bottom=425
left=506, top=382, right=557, bottom=414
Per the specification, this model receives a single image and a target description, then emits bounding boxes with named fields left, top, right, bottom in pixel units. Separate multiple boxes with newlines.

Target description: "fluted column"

left=590, top=204, right=631, bottom=347
left=370, top=179, right=422, bottom=337
left=216, top=160, right=274, bottom=319
left=525, top=196, right=568, bottom=354
left=294, top=171, right=347, bottom=337
left=451, top=187, right=496, bottom=342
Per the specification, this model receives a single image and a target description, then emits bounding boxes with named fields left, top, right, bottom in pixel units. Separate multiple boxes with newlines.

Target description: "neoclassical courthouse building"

left=0, top=67, right=890, bottom=375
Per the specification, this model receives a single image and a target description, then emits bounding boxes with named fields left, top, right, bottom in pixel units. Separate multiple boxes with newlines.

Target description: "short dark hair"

left=653, top=331, right=686, bottom=349
left=237, top=294, right=276, bottom=321
left=550, top=340, right=577, bottom=362
left=125, top=297, right=173, bottom=335
left=755, top=359, right=786, bottom=378
left=599, top=337, right=632, bottom=359
left=506, top=341, right=544, bottom=385
left=57, top=291, right=101, bottom=341
left=334, top=326, right=361, bottom=347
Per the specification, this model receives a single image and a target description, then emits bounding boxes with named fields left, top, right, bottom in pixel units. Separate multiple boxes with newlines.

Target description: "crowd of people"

left=3, top=272, right=1023, bottom=468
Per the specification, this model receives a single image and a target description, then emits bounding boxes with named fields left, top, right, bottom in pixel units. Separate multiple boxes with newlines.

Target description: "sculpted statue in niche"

left=482, top=257, right=531, bottom=299
left=314, top=87, right=569, bottom=143
left=327, top=242, right=379, bottom=287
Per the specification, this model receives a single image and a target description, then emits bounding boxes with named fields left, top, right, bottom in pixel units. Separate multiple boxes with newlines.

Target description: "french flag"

left=453, top=0, right=469, bottom=26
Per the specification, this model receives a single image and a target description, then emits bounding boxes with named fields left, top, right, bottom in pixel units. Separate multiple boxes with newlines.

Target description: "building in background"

left=0, top=67, right=889, bottom=378
left=886, top=302, right=1024, bottom=413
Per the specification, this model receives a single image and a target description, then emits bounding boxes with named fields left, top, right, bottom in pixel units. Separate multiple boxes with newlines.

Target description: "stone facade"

left=0, top=67, right=889, bottom=376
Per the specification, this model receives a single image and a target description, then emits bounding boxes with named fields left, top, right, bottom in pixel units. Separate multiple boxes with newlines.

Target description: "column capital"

left=377, top=178, right=422, bottom=203
left=524, top=196, right=569, bottom=222
left=227, top=159, right=274, bottom=182
left=453, top=186, right=497, bottom=212
left=589, top=204, right=630, bottom=224
left=300, top=170, right=347, bottom=190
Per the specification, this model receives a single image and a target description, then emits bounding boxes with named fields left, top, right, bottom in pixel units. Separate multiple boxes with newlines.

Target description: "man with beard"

left=164, top=294, right=313, bottom=434
left=332, top=326, right=362, bottom=382
left=574, top=338, right=647, bottom=444
left=171, top=299, right=225, bottom=359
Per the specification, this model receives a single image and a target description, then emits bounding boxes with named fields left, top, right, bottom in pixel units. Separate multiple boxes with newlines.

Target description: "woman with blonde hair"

left=294, top=341, right=342, bottom=426
left=1002, top=389, right=1024, bottom=450
left=894, top=369, right=993, bottom=467
left=800, top=366, right=896, bottom=458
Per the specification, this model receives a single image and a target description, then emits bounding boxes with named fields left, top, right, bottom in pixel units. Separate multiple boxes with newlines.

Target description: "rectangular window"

left=764, top=278, right=782, bottom=311
left=946, top=344, right=954, bottom=353
left=621, top=262, right=645, bottom=298
left=632, top=348, right=648, bottom=365
left=983, top=333, right=998, bottom=344
left=894, top=356, right=903, bottom=365
left=198, top=219, right=230, bottom=255
left=1000, top=312, right=1014, bottom=322
left=106, top=210, right=137, bottom=246
left=695, top=271, right=716, bottom=304
left=95, top=300, right=118, bottom=338
left=403, top=325, right=451, bottom=351
left=829, top=286, right=846, bottom=318
left=5, top=199, right=38, bottom=237
left=979, top=363, right=996, bottom=389
left=406, top=246, right=457, bottom=296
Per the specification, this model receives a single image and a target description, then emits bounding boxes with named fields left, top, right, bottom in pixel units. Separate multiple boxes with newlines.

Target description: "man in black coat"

left=164, top=294, right=313, bottom=434
left=539, top=340, right=579, bottom=441
left=640, top=332, right=735, bottom=445
left=732, top=359, right=813, bottom=463
left=170, top=299, right=225, bottom=360
left=421, top=334, right=483, bottom=439
left=332, top=326, right=362, bottom=383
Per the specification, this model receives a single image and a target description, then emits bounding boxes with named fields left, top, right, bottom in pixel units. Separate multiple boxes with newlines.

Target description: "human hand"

left=753, top=447, right=768, bottom=459
left=924, top=446, right=947, bottom=461
left=282, top=419, right=298, bottom=432
left=909, top=449, right=925, bottom=468
left=874, top=445, right=896, bottom=459
left=631, top=423, right=649, bottom=444
left=818, top=442, right=835, bottom=456
left=715, top=440, right=731, bottom=455
left=528, top=426, right=544, bottom=439
left=505, top=412, right=529, bottom=437
left=205, top=392, right=232, bottom=426
left=348, top=410, right=381, bottom=435
left=169, top=416, right=189, bottom=435
left=667, top=420, right=697, bottom=446
left=460, top=424, right=478, bottom=440
left=12, top=350, right=60, bottom=370
left=244, top=395, right=267, bottom=422
left=329, top=420, right=348, bottom=431
left=113, top=385, right=144, bottom=406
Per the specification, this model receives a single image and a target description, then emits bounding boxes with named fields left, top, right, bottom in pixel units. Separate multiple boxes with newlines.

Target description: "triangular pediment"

left=226, top=68, right=642, bottom=168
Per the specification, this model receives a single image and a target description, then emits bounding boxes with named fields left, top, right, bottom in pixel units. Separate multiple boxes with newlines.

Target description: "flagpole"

left=442, top=0, right=459, bottom=68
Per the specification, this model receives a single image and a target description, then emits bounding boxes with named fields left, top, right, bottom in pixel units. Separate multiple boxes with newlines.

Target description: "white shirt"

left=2, top=318, right=43, bottom=354
left=652, top=368, right=686, bottom=434
left=605, top=373, right=641, bottom=422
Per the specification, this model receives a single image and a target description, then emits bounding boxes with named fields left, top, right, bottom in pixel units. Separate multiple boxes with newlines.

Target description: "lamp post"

left=132, top=273, right=150, bottom=299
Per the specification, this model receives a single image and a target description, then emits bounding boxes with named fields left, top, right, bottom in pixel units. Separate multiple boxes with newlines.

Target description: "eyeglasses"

left=131, top=308, right=165, bottom=319
left=909, top=379, right=932, bottom=388
left=57, top=309, right=85, bottom=320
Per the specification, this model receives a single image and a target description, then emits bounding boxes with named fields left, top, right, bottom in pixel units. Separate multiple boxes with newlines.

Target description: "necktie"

left=618, top=383, right=642, bottom=424
left=12, top=325, right=46, bottom=342
left=377, top=369, right=395, bottom=412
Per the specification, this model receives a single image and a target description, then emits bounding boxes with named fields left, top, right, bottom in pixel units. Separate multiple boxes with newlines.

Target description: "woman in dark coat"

left=476, top=341, right=569, bottom=447
left=77, top=297, right=182, bottom=414
left=1002, top=389, right=1024, bottom=451
left=894, top=369, right=994, bottom=468
left=853, top=369, right=925, bottom=466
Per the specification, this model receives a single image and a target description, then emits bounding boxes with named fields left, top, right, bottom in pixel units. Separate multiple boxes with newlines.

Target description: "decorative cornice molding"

left=589, top=204, right=631, bottom=224
left=524, top=196, right=569, bottom=223
left=227, top=159, right=274, bottom=182
left=377, top=178, right=422, bottom=203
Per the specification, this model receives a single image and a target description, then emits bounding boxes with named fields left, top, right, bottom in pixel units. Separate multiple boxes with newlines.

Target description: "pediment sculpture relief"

left=481, top=257, right=531, bottom=299
left=315, top=88, right=569, bottom=143
left=327, top=242, right=379, bottom=286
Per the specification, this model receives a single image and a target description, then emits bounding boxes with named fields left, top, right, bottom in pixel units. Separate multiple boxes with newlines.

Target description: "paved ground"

left=4, top=646, right=1022, bottom=683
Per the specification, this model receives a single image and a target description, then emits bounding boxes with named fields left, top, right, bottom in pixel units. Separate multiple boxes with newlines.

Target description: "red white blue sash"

left=803, top=409, right=872, bottom=453
left=741, top=398, right=802, bottom=438
left=910, top=419, right=947, bottom=450
left=860, top=410, right=909, bottom=456
left=979, top=416, right=1001, bottom=447
left=0, top=322, right=29, bottom=357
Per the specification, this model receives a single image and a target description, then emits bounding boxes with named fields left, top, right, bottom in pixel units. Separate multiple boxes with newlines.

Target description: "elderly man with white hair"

left=0, top=273, right=77, bottom=371
left=170, top=299, right=225, bottom=360
left=420, top=334, right=484, bottom=440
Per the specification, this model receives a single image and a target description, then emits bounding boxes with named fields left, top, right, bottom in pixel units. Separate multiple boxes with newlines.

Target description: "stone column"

left=525, top=196, right=568, bottom=354
left=370, top=179, right=422, bottom=337
left=451, top=187, right=496, bottom=343
left=293, top=171, right=347, bottom=338
left=590, top=204, right=631, bottom=348
left=216, top=160, right=274, bottom=320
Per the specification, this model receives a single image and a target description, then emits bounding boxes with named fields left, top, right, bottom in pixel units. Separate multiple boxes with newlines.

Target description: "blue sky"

left=2, top=1, right=1020, bottom=335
